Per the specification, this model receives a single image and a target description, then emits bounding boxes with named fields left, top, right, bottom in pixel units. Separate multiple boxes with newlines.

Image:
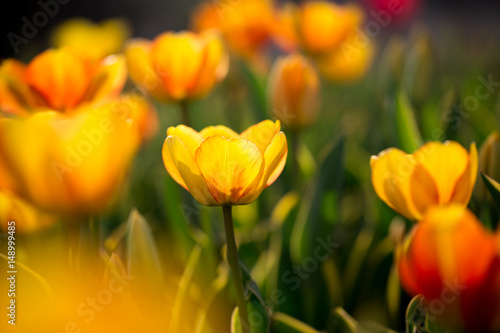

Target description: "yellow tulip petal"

left=195, top=136, right=263, bottom=205
left=239, top=131, right=288, bottom=204
left=410, top=164, right=439, bottom=216
left=240, top=119, right=281, bottom=154
left=151, top=32, right=204, bottom=100
left=191, top=31, right=229, bottom=97
left=414, top=141, right=469, bottom=204
left=199, top=125, right=238, bottom=140
left=25, top=49, right=90, bottom=111
left=165, top=136, right=215, bottom=205
left=124, top=39, right=168, bottom=101
left=371, top=148, right=419, bottom=220
left=300, top=1, right=349, bottom=53
left=451, top=143, right=478, bottom=204
left=166, top=125, right=204, bottom=156
left=82, top=55, right=126, bottom=104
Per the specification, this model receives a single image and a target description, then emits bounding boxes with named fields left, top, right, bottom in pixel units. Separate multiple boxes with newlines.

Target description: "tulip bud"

left=267, top=54, right=320, bottom=131
left=474, top=131, right=500, bottom=202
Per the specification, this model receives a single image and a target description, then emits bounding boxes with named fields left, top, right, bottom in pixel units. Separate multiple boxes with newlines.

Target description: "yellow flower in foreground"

left=162, top=120, right=287, bottom=205
left=371, top=141, right=478, bottom=220
left=0, top=102, right=141, bottom=214
left=125, top=30, right=228, bottom=102
left=51, top=18, right=131, bottom=61
left=0, top=48, right=126, bottom=115
left=268, top=53, right=320, bottom=130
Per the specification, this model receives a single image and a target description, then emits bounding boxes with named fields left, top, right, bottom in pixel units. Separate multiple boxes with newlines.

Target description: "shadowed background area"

left=2, top=0, right=500, bottom=59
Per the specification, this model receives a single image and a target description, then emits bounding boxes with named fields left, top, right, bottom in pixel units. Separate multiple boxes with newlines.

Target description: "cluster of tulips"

left=0, top=0, right=499, bottom=332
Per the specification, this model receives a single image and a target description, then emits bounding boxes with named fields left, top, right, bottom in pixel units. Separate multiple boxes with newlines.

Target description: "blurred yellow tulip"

left=162, top=120, right=287, bottom=206
left=51, top=17, right=131, bottom=61
left=315, top=31, right=375, bottom=82
left=0, top=101, right=141, bottom=214
left=125, top=30, right=229, bottom=102
left=267, top=53, right=320, bottom=130
left=297, top=1, right=364, bottom=55
left=0, top=190, right=57, bottom=233
left=371, top=141, right=478, bottom=220
left=191, top=0, right=274, bottom=58
left=0, top=48, right=126, bottom=115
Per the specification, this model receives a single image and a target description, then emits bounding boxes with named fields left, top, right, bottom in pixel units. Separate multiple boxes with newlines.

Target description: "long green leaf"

left=481, top=172, right=500, bottom=211
left=395, top=89, right=423, bottom=153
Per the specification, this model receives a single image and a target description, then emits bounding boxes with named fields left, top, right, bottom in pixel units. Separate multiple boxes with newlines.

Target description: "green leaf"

left=406, top=295, right=428, bottom=333
left=125, top=208, right=164, bottom=298
left=271, top=312, right=319, bottom=333
left=481, top=172, right=500, bottom=211
left=395, top=89, right=423, bottom=153
left=231, top=294, right=271, bottom=333
left=290, top=134, right=345, bottom=263
left=386, top=263, right=401, bottom=325
left=331, top=307, right=358, bottom=333
left=169, top=245, right=202, bottom=333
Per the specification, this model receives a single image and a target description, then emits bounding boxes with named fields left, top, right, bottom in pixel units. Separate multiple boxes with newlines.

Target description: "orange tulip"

left=371, top=141, right=478, bottom=220
left=267, top=53, right=320, bottom=130
left=398, top=205, right=500, bottom=331
left=125, top=31, right=228, bottom=102
left=162, top=120, right=287, bottom=206
left=270, top=3, right=300, bottom=53
left=0, top=48, right=126, bottom=116
left=51, top=18, right=131, bottom=61
left=0, top=101, right=141, bottom=214
left=191, top=0, right=274, bottom=58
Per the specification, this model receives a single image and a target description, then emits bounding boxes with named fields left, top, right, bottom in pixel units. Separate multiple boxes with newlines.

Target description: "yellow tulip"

left=0, top=101, right=141, bottom=214
left=371, top=141, right=478, bottom=220
left=125, top=30, right=229, bottom=102
left=267, top=53, right=320, bottom=130
left=315, top=31, right=375, bottom=82
left=0, top=48, right=126, bottom=115
left=51, top=18, right=131, bottom=61
left=162, top=120, right=287, bottom=206
left=0, top=190, right=57, bottom=233
left=297, top=1, right=364, bottom=55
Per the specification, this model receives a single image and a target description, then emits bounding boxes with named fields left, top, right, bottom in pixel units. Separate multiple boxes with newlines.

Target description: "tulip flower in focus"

left=51, top=18, right=131, bottom=62
left=125, top=30, right=229, bottom=102
left=268, top=53, right=320, bottom=130
left=398, top=205, right=500, bottom=331
left=0, top=190, right=57, bottom=232
left=371, top=141, right=478, bottom=220
left=162, top=120, right=287, bottom=206
left=0, top=48, right=126, bottom=116
left=191, top=0, right=274, bottom=59
left=0, top=102, right=141, bottom=214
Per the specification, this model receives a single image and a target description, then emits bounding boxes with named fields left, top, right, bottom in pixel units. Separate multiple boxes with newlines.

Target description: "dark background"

left=1, top=0, right=500, bottom=60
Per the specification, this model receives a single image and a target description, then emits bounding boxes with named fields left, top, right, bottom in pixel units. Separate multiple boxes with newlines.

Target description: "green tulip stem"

left=222, top=205, right=250, bottom=333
